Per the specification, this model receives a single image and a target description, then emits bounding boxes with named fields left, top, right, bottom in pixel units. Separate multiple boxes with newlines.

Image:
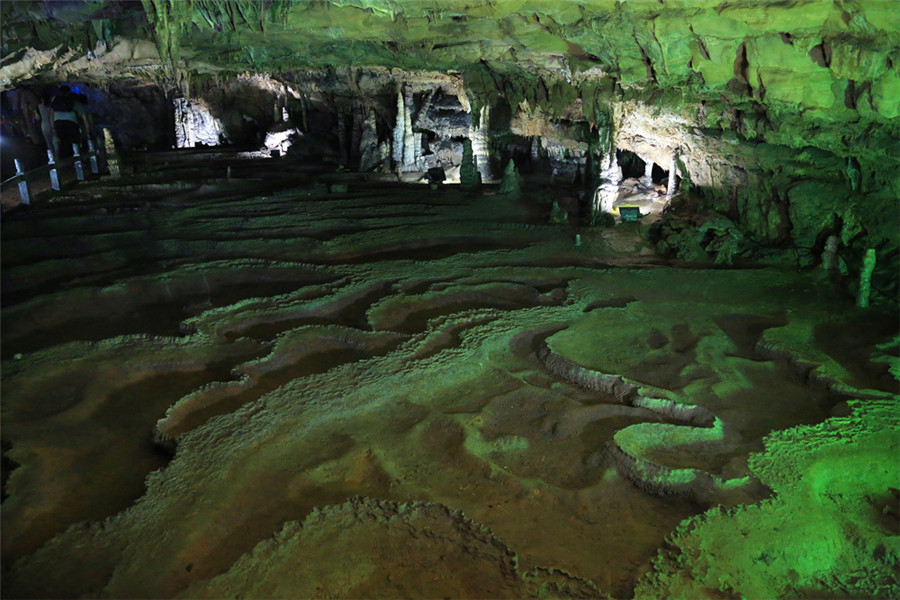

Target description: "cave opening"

left=617, top=149, right=646, bottom=179
left=652, top=162, right=667, bottom=185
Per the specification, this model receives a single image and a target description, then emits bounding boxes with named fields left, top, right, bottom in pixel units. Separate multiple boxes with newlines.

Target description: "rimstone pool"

left=1, top=154, right=897, bottom=599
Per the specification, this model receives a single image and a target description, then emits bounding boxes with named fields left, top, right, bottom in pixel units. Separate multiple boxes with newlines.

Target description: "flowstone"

left=1, top=155, right=897, bottom=599
left=637, top=399, right=900, bottom=600
left=180, top=497, right=606, bottom=599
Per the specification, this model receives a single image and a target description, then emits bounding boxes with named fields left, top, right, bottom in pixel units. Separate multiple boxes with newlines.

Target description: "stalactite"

left=392, top=85, right=419, bottom=172
left=140, top=0, right=190, bottom=82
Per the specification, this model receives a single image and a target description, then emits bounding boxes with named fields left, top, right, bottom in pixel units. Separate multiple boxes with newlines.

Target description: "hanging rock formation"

left=173, top=97, right=226, bottom=148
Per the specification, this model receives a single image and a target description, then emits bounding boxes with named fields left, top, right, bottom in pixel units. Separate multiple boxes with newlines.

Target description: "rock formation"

left=498, top=159, right=524, bottom=199
left=459, top=138, right=480, bottom=190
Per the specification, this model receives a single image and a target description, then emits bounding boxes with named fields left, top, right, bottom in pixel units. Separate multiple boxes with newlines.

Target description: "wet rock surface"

left=1, top=158, right=898, bottom=599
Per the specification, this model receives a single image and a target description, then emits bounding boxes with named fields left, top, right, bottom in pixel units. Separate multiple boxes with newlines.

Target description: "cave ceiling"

left=2, top=0, right=898, bottom=119
left=2, top=0, right=899, bottom=179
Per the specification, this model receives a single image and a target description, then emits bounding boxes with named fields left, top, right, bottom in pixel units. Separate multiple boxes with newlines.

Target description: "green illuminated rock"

left=459, top=138, right=480, bottom=191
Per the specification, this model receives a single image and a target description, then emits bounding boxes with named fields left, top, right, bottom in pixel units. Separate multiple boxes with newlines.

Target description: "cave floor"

left=1, top=158, right=897, bottom=599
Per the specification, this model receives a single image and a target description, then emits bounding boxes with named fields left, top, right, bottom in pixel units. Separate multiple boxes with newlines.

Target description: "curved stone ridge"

left=536, top=305, right=897, bottom=508
left=535, top=337, right=757, bottom=503
left=636, top=397, right=900, bottom=599
left=179, top=496, right=610, bottom=600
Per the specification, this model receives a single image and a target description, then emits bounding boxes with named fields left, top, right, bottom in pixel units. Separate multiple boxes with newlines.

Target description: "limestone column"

left=641, top=158, right=654, bottom=187
left=470, top=105, right=493, bottom=182
left=592, top=131, right=621, bottom=216
left=857, top=249, right=876, bottom=308
left=667, top=152, right=678, bottom=195
left=392, top=88, right=405, bottom=168
left=173, top=97, right=192, bottom=148
left=401, top=87, right=417, bottom=170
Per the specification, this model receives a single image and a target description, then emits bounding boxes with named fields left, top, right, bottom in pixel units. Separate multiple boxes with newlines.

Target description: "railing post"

left=88, top=139, right=99, bottom=174
left=15, top=159, right=31, bottom=205
left=48, top=150, right=60, bottom=191
left=73, top=144, right=85, bottom=181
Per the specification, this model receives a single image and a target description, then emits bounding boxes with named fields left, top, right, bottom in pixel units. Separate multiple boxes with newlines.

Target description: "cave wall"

left=0, top=0, right=896, bottom=295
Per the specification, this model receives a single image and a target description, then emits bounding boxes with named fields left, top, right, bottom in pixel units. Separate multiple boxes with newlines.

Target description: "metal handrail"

left=1, top=141, right=104, bottom=205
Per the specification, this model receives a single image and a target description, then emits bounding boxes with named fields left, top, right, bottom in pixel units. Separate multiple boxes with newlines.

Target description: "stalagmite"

left=667, top=152, right=679, bottom=195
left=470, top=105, right=493, bottom=182
left=459, top=138, right=480, bottom=190
left=497, top=159, right=523, bottom=199
left=641, top=158, right=654, bottom=187
left=821, top=235, right=839, bottom=272
left=378, top=141, right=391, bottom=173
left=392, top=87, right=420, bottom=171
left=591, top=128, right=621, bottom=219
left=402, top=87, right=417, bottom=171
left=392, top=89, right=405, bottom=167
left=857, top=249, right=876, bottom=308
left=359, top=110, right=382, bottom=173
